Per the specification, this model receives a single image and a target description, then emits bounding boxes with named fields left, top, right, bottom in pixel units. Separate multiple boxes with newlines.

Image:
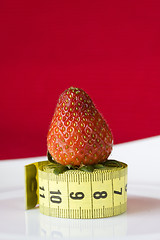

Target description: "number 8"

left=93, top=191, right=107, bottom=199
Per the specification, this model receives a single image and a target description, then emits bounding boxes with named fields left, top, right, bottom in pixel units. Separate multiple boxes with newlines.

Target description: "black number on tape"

left=50, top=190, right=62, bottom=204
left=114, top=188, right=122, bottom=195
left=39, top=186, right=45, bottom=198
left=93, top=191, right=107, bottom=199
left=125, top=184, right=127, bottom=192
left=40, top=194, right=45, bottom=198
left=70, top=192, right=85, bottom=200
left=39, top=186, right=45, bottom=191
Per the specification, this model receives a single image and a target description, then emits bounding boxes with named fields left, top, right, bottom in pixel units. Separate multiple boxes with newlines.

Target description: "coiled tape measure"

left=25, top=161, right=128, bottom=219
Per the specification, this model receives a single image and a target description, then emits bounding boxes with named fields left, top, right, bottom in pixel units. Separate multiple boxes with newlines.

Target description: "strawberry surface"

left=47, top=87, right=113, bottom=166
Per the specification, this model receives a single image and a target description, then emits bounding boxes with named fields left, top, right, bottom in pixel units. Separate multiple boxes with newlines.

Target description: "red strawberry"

left=47, top=87, right=113, bottom=166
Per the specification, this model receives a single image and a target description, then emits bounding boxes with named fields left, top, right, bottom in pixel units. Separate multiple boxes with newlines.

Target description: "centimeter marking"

left=90, top=173, right=93, bottom=219
left=111, top=178, right=114, bottom=216
left=67, top=179, right=70, bottom=218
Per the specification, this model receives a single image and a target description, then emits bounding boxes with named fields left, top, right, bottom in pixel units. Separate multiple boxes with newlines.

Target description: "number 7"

left=114, top=188, right=122, bottom=195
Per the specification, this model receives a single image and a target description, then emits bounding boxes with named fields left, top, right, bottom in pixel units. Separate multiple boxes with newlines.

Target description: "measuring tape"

left=25, top=161, right=128, bottom=219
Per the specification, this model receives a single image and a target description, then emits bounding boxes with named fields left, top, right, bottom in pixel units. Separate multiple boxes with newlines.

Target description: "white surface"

left=0, top=136, right=160, bottom=240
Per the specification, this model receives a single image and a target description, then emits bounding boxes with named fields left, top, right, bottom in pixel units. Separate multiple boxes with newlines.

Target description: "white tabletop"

left=0, top=136, right=160, bottom=240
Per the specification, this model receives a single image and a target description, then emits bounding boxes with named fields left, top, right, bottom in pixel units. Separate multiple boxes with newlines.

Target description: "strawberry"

left=47, top=87, right=113, bottom=166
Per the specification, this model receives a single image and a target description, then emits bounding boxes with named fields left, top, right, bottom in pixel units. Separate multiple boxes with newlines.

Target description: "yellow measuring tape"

left=25, top=161, right=128, bottom=219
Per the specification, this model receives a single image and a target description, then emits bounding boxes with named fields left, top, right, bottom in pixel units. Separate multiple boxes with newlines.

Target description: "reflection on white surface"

left=25, top=209, right=127, bottom=239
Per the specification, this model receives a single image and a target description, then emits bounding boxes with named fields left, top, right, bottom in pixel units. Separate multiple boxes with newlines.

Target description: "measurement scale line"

left=58, top=206, right=59, bottom=218
left=48, top=173, right=50, bottom=216
left=124, top=175, right=125, bottom=204
left=102, top=172, right=104, bottom=183
left=67, top=175, right=70, bottom=218
left=90, top=173, right=93, bottom=218
left=111, top=178, right=114, bottom=216
left=80, top=207, right=81, bottom=219
left=78, top=174, right=80, bottom=185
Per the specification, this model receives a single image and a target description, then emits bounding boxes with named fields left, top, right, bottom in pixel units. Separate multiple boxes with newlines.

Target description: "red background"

left=0, top=0, right=160, bottom=160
